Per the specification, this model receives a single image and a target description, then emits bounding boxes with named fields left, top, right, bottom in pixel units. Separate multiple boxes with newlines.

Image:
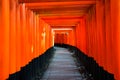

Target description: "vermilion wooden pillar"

left=9, top=0, right=17, bottom=74
left=87, top=2, right=95, bottom=61
left=34, top=15, right=38, bottom=57
left=104, top=0, right=113, bottom=73
left=64, top=33, right=66, bottom=44
left=48, top=26, right=52, bottom=49
left=76, top=23, right=80, bottom=51
left=32, top=12, right=36, bottom=58
left=54, top=33, right=60, bottom=44
left=36, top=15, right=40, bottom=57
left=91, top=7, right=98, bottom=63
left=85, top=0, right=109, bottom=75
left=39, top=19, right=45, bottom=54
left=28, top=10, right=34, bottom=61
left=95, top=1, right=100, bottom=64
left=110, top=0, right=120, bottom=79
left=50, top=28, right=53, bottom=47
left=76, top=18, right=86, bottom=54
left=44, top=24, right=47, bottom=51
left=20, top=3, right=27, bottom=67
left=58, top=33, right=62, bottom=44
left=54, top=33, right=58, bottom=43
left=26, top=8, right=32, bottom=63
left=26, top=8, right=30, bottom=62
left=24, top=5, right=30, bottom=65
left=48, top=27, right=51, bottom=47
left=39, top=19, right=43, bottom=54
left=45, top=23, right=53, bottom=50
left=67, top=32, right=70, bottom=44
left=96, top=1, right=106, bottom=67
left=86, top=6, right=97, bottom=59
left=68, top=30, right=75, bottom=46
left=16, top=3, right=21, bottom=71
left=72, top=29, right=76, bottom=46
left=45, top=25, right=50, bottom=50
left=38, top=18, right=42, bottom=54
left=0, top=0, right=10, bottom=79
left=80, top=18, right=86, bottom=53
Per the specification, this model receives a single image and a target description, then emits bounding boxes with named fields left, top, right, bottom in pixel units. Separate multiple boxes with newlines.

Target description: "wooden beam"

left=25, top=1, right=96, bottom=8
left=20, top=0, right=96, bottom=3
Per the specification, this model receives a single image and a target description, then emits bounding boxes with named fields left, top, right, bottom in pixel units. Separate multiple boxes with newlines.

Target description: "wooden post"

left=110, top=0, right=120, bottom=79
left=9, top=0, right=17, bottom=74
left=0, top=0, right=10, bottom=79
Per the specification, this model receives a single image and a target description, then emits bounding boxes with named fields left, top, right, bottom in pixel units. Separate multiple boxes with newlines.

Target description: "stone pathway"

left=40, top=47, right=87, bottom=80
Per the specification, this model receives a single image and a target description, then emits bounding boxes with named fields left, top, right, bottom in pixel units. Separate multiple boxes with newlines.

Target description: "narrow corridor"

left=1, top=0, right=120, bottom=80
left=41, top=47, right=92, bottom=80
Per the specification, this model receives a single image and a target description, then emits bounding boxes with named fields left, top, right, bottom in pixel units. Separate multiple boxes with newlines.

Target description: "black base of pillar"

left=7, top=47, right=55, bottom=80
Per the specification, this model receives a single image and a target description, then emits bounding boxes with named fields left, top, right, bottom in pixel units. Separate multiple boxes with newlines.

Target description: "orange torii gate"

left=0, top=0, right=120, bottom=80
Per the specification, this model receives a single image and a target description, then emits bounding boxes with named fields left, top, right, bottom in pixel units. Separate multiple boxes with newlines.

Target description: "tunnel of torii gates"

left=0, top=0, right=120, bottom=80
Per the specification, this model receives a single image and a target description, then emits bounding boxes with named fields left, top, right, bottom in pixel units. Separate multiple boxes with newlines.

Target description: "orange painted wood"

left=90, top=7, right=97, bottom=62
left=39, top=18, right=52, bottom=54
left=110, top=0, right=120, bottom=79
left=39, top=19, right=46, bottom=53
left=28, top=10, right=35, bottom=60
left=26, top=8, right=32, bottom=63
left=84, top=1, right=120, bottom=80
left=68, top=30, right=75, bottom=46
left=25, top=1, right=96, bottom=8
left=9, top=0, right=17, bottom=74
left=0, top=0, right=10, bottom=79
left=104, top=0, right=113, bottom=74
left=20, top=4, right=27, bottom=67
left=75, top=18, right=86, bottom=54
left=54, top=30, right=72, bottom=45
left=96, top=1, right=106, bottom=67
left=16, top=4, right=21, bottom=72
left=1, top=0, right=120, bottom=80
left=35, top=15, right=41, bottom=57
left=0, top=1, right=54, bottom=79
left=45, top=25, right=51, bottom=50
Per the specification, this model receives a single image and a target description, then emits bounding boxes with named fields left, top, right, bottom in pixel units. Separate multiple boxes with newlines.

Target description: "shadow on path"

left=41, top=47, right=93, bottom=80
left=54, top=43, right=115, bottom=80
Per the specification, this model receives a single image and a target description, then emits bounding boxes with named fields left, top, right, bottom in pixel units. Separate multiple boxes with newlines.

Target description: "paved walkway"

left=41, top=47, right=85, bottom=80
